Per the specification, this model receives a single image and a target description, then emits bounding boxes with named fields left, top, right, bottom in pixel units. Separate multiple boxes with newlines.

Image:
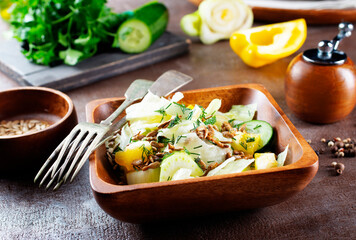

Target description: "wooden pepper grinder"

left=285, top=22, right=356, bottom=124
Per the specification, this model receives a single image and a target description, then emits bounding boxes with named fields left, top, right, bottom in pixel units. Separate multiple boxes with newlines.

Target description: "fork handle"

left=100, top=98, right=135, bottom=126
left=100, top=80, right=153, bottom=126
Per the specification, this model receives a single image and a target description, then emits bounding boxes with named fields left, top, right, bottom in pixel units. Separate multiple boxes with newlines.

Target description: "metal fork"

left=34, top=70, right=192, bottom=190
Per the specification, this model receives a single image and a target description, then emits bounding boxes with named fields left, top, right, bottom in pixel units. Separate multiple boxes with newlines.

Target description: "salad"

left=105, top=92, right=288, bottom=185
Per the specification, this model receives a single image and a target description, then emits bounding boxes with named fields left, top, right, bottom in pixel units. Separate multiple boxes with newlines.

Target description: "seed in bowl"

left=0, top=119, right=50, bottom=136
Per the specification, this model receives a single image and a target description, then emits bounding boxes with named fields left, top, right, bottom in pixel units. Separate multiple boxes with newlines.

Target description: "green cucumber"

left=126, top=168, right=160, bottom=185
left=160, top=151, right=203, bottom=182
left=117, top=2, right=168, bottom=53
left=238, top=120, right=273, bottom=150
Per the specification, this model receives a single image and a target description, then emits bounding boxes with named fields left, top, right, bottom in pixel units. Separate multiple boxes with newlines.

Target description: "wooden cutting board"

left=0, top=32, right=189, bottom=91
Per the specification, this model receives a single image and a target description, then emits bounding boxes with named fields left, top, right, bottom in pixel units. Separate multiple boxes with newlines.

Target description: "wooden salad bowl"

left=86, top=84, right=318, bottom=223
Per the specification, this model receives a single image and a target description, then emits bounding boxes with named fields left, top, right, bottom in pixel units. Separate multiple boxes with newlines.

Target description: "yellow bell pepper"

left=0, top=1, right=12, bottom=21
left=115, top=141, right=152, bottom=172
left=230, top=19, right=307, bottom=68
left=231, top=132, right=262, bottom=155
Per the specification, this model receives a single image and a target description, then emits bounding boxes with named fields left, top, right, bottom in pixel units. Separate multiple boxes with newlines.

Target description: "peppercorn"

left=320, top=138, right=326, bottom=143
left=334, top=152, right=339, bottom=158
left=349, top=149, right=356, bottom=157
left=328, top=141, right=335, bottom=147
left=338, top=152, right=345, bottom=158
left=307, top=139, right=312, bottom=144
left=335, top=141, right=344, bottom=148
left=331, top=146, right=338, bottom=153
left=331, top=162, right=337, bottom=167
left=344, top=149, right=350, bottom=156
left=334, top=137, right=342, bottom=142
left=335, top=163, right=345, bottom=175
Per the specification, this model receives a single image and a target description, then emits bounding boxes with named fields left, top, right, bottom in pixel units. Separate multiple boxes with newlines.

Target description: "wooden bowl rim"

left=86, top=83, right=318, bottom=194
left=0, top=86, right=75, bottom=139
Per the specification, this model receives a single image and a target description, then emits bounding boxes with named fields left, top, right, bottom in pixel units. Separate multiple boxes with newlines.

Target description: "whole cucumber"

left=117, top=1, right=169, bottom=53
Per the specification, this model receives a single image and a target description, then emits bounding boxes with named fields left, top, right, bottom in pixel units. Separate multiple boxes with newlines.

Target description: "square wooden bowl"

left=86, top=84, right=318, bottom=223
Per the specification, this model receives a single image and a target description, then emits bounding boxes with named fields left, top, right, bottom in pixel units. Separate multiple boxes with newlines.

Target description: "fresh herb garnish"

left=158, top=136, right=174, bottom=145
left=112, top=145, right=123, bottom=154
left=196, top=105, right=207, bottom=120
left=9, top=0, right=132, bottom=66
left=168, top=114, right=181, bottom=128
left=140, top=144, right=152, bottom=161
left=194, top=157, right=204, bottom=169
left=207, top=139, right=217, bottom=145
left=155, top=107, right=167, bottom=122
left=162, top=152, right=174, bottom=160
left=204, top=116, right=216, bottom=125
left=173, top=102, right=190, bottom=114
left=184, top=147, right=200, bottom=156
left=193, top=119, right=202, bottom=130
left=193, top=145, right=203, bottom=149
left=176, top=135, right=187, bottom=143
left=186, top=110, right=193, bottom=120
left=228, top=119, right=235, bottom=124
left=246, top=137, right=255, bottom=143
left=253, top=124, right=262, bottom=130
left=240, top=141, right=247, bottom=150
left=165, top=103, right=172, bottom=109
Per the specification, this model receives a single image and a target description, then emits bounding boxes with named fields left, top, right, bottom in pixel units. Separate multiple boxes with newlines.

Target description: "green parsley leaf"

left=204, top=116, right=216, bottom=125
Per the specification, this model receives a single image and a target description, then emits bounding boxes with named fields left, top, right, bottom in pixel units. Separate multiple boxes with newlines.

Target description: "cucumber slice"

left=118, top=2, right=168, bottom=53
left=238, top=120, right=273, bottom=150
left=126, top=168, right=160, bottom=185
left=228, top=104, right=257, bottom=122
left=160, top=151, right=203, bottom=182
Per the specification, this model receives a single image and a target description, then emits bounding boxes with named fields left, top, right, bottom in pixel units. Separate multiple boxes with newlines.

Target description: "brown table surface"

left=0, top=1, right=355, bottom=239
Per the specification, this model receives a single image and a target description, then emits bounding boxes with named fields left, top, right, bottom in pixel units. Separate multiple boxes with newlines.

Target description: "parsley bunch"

left=10, top=0, right=132, bottom=66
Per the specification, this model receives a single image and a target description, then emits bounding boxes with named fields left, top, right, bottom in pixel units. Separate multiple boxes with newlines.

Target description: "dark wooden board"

left=0, top=32, right=189, bottom=91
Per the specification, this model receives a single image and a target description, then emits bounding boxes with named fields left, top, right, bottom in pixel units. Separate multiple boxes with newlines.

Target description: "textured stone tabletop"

left=0, top=0, right=355, bottom=239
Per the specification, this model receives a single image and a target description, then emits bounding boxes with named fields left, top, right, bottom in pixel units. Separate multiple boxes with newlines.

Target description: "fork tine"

left=51, top=127, right=81, bottom=177
left=45, top=166, right=63, bottom=190
left=34, top=135, right=67, bottom=183
left=39, top=161, right=56, bottom=187
left=57, top=130, right=88, bottom=180
left=36, top=135, right=81, bottom=185
left=62, top=131, right=96, bottom=183
left=69, top=135, right=103, bottom=182
left=53, top=179, right=64, bottom=191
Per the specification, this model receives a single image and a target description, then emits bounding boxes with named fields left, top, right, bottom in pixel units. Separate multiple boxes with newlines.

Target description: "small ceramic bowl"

left=0, top=87, right=78, bottom=177
left=86, top=84, right=318, bottom=223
